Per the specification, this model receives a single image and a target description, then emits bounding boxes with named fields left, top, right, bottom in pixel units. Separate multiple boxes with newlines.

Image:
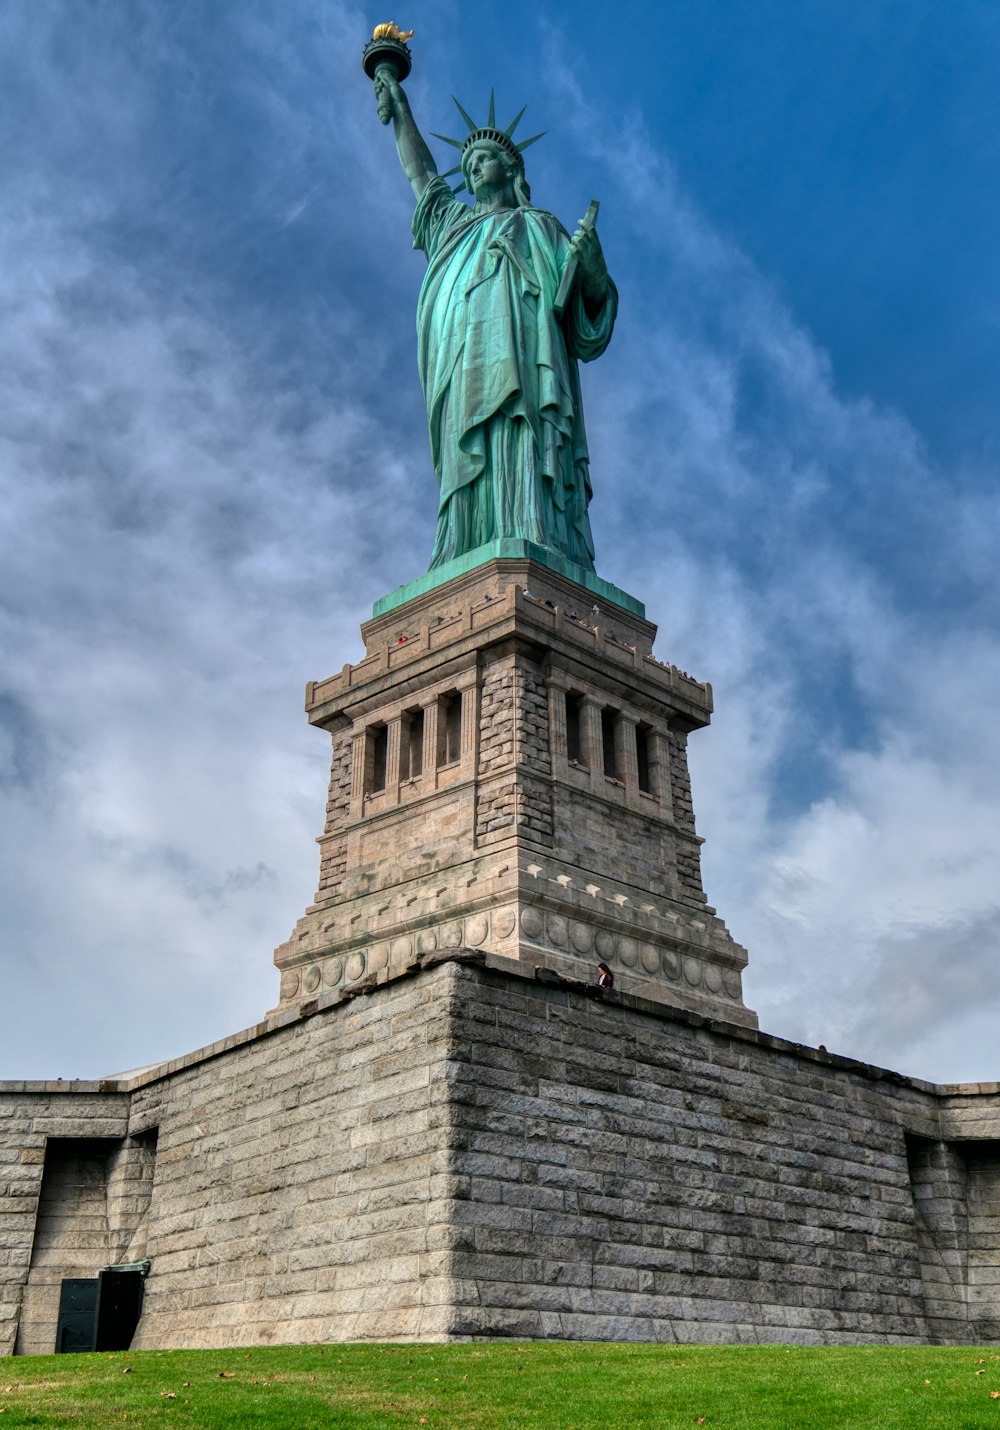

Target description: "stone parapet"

left=309, top=566, right=704, bottom=722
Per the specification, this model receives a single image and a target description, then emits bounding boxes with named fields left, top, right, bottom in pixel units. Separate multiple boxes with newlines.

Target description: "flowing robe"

left=412, top=177, right=618, bottom=570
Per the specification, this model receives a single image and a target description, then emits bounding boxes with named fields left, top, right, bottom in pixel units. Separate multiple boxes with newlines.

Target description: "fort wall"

left=3, top=955, right=998, bottom=1352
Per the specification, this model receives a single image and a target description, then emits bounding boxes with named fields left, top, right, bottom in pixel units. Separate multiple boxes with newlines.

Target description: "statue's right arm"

left=375, top=72, right=437, bottom=200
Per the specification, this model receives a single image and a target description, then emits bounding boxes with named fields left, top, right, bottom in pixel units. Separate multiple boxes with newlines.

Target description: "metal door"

left=55, top=1278, right=98, bottom=1353
left=94, top=1268, right=145, bottom=1352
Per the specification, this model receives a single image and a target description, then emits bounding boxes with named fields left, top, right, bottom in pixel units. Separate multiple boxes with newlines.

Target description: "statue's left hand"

left=569, top=220, right=609, bottom=303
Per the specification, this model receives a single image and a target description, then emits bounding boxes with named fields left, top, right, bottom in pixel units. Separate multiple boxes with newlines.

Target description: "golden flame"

left=372, top=22, right=413, bottom=42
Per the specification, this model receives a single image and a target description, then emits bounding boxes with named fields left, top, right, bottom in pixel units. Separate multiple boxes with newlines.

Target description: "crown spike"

left=436, top=96, right=546, bottom=176
left=504, top=104, right=527, bottom=138
left=452, top=95, right=478, bottom=132
left=440, top=163, right=463, bottom=178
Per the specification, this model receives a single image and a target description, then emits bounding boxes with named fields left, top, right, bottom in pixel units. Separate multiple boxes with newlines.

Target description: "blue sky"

left=2, top=1, right=999, bottom=1083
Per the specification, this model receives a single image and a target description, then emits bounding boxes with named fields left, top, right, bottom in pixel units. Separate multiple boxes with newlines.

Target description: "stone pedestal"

left=273, top=558, right=755, bottom=1028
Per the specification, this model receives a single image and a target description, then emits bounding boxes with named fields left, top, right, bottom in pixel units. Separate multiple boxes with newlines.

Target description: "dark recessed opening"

left=637, top=725, right=651, bottom=793
left=601, top=708, right=617, bottom=779
left=566, top=693, right=583, bottom=764
left=370, top=725, right=388, bottom=792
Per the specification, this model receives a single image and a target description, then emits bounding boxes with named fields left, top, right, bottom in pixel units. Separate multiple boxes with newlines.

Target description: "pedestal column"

left=579, top=696, right=604, bottom=780
left=614, top=712, right=639, bottom=794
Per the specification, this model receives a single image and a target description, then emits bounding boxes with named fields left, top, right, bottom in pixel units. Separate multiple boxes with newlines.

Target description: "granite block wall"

left=440, top=961, right=998, bottom=1345
left=0, top=1090, right=128, bottom=1356
left=316, top=727, right=353, bottom=900
left=2, top=956, right=999, bottom=1353
left=13, top=1134, right=157, bottom=1356
left=127, top=973, right=459, bottom=1348
left=440, top=966, right=949, bottom=1344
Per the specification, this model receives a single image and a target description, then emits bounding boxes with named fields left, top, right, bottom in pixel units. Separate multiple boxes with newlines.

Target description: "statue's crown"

left=432, top=91, right=545, bottom=194
left=462, top=127, right=524, bottom=169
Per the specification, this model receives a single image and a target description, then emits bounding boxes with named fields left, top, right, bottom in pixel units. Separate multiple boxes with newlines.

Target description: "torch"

left=362, top=22, right=413, bottom=125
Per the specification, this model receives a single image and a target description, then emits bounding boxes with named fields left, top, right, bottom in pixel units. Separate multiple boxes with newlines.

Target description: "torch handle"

left=373, top=59, right=399, bottom=125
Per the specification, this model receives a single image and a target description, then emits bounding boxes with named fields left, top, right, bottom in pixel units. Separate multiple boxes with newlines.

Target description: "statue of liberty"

left=369, top=39, right=618, bottom=573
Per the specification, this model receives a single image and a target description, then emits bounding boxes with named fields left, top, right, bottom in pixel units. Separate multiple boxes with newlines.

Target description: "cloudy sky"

left=2, top=1, right=998, bottom=1084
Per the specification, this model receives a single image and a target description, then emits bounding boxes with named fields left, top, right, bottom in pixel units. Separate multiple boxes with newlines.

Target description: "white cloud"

left=534, top=64, right=1000, bottom=1084
left=2, top=5, right=998, bottom=1089
left=0, top=41, right=429, bottom=1075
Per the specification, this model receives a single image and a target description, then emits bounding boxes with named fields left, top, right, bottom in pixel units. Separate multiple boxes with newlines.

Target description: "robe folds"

left=412, top=177, right=618, bottom=570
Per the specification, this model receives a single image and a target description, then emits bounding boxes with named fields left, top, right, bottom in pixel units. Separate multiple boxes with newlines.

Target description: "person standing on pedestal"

left=373, top=66, right=618, bottom=572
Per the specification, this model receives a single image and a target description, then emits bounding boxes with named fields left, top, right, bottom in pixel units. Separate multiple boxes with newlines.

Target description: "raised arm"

left=374, top=71, right=438, bottom=200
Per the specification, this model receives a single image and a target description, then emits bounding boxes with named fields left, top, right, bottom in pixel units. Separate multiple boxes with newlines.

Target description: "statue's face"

left=467, top=144, right=509, bottom=197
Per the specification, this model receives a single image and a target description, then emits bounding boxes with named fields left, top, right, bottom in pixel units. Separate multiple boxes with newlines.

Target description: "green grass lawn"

left=2, top=1341, right=999, bottom=1428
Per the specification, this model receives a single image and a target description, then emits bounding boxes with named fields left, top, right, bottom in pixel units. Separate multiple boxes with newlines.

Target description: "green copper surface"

left=372, top=62, right=618, bottom=576
left=372, top=540, right=645, bottom=619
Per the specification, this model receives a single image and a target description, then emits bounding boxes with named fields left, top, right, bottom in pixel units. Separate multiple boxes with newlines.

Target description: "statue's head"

left=461, top=134, right=531, bottom=206
left=436, top=97, right=543, bottom=205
